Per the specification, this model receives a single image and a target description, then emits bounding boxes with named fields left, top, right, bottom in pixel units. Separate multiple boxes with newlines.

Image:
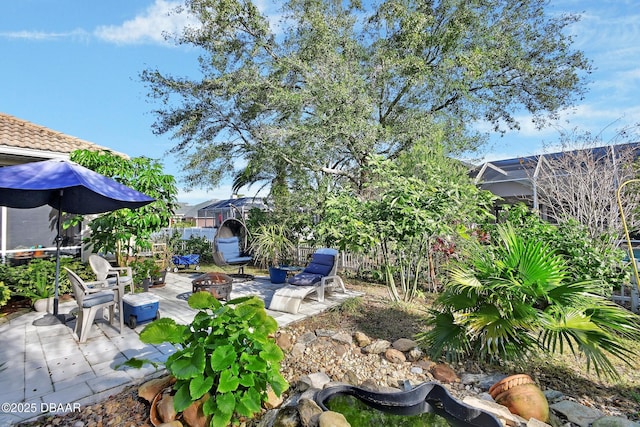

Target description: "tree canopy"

left=143, top=0, right=591, bottom=196
left=70, top=150, right=179, bottom=265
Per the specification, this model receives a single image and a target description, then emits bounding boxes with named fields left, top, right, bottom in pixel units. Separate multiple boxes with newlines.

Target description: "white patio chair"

left=65, top=267, right=120, bottom=343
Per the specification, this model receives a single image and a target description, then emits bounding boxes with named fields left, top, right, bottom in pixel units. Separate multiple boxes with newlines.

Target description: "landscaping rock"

left=392, top=338, right=418, bottom=352
left=362, top=339, right=390, bottom=354
left=265, top=387, right=285, bottom=409
left=319, top=411, right=350, bottom=427
left=298, top=331, right=318, bottom=345
left=406, top=347, right=423, bottom=361
left=429, top=363, right=459, bottom=383
left=297, top=398, right=323, bottom=427
left=551, top=400, right=605, bottom=427
left=353, top=331, right=371, bottom=347
left=276, top=331, right=294, bottom=352
left=273, top=405, right=300, bottom=427
left=592, top=416, right=640, bottom=427
left=298, top=372, right=331, bottom=391
left=331, top=331, right=352, bottom=345
left=384, top=348, right=406, bottom=363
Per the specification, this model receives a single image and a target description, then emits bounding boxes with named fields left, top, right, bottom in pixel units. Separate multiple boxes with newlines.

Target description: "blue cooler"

left=122, top=292, right=160, bottom=328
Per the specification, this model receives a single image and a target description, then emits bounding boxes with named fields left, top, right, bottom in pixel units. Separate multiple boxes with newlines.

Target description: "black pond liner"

left=315, top=382, right=502, bottom=427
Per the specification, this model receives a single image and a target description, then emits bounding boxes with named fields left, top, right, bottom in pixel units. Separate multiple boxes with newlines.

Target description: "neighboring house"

left=470, top=142, right=640, bottom=217
left=0, top=112, right=113, bottom=262
left=171, top=197, right=267, bottom=229
left=172, top=199, right=219, bottom=227
left=197, top=196, right=267, bottom=228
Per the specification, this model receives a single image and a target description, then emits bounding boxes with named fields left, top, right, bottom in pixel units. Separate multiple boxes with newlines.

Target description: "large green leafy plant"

left=317, top=148, right=495, bottom=302
left=418, top=224, right=640, bottom=379
left=127, top=293, right=288, bottom=427
left=70, top=149, right=178, bottom=267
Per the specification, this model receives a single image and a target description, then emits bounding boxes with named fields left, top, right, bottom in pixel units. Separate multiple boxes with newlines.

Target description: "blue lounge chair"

left=268, top=248, right=346, bottom=314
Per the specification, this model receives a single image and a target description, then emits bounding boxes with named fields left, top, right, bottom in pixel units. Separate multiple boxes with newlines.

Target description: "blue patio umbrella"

left=0, top=158, right=155, bottom=323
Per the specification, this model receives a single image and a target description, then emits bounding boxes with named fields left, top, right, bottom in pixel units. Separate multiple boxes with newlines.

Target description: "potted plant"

left=131, top=259, right=159, bottom=292
left=249, top=223, right=295, bottom=284
left=152, top=263, right=168, bottom=287
left=18, top=272, right=54, bottom=312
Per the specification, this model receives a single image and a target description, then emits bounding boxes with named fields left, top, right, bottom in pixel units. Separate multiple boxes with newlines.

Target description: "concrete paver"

left=0, top=272, right=359, bottom=426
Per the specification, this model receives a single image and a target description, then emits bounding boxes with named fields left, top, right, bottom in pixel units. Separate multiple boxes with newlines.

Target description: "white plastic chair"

left=89, top=254, right=133, bottom=291
left=65, top=267, right=120, bottom=343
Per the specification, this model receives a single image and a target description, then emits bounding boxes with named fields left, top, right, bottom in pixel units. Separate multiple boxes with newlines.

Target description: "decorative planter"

left=153, top=270, right=167, bottom=286
left=142, top=278, right=152, bottom=292
left=33, top=297, right=54, bottom=313
left=269, top=267, right=287, bottom=284
left=315, top=382, right=502, bottom=427
left=489, top=374, right=549, bottom=422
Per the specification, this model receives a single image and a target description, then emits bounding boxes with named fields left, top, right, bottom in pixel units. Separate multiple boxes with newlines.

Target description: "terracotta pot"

left=488, top=374, right=535, bottom=398
left=489, top=374, right=549, bottom=422
left=150, top=388, right=179, bottom=426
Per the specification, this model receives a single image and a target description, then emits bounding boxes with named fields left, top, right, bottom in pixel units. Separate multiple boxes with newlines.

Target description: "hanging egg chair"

left=212, top=218, right=254, bottom=279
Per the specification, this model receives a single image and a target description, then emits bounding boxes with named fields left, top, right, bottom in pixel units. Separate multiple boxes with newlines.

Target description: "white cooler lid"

left=122, top=292, right=160, bottom=306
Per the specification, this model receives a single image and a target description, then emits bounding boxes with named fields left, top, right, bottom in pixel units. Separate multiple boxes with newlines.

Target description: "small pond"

left=315, top=382, right=502, bottom=427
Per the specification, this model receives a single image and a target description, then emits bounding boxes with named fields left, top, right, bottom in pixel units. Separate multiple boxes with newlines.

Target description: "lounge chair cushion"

left=302, top=253, right=334, bottom=275
left=217, top=237, right=252, bottom=264
left=82, top=290, right=115, bottom=308
left=288, top=253, right=336, bottom=286
left=288, top=272, right=323, bottom=286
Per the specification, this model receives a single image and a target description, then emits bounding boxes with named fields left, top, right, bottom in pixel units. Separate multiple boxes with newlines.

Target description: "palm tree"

left=417, top=224, right=640, bottom=379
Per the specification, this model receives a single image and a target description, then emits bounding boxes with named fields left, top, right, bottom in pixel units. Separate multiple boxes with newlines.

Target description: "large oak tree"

left=143, top=0, right=591, bottom=196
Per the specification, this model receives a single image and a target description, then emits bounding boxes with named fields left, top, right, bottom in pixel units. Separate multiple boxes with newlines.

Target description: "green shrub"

left=495, top=203, right=627, bottom=297
left=418, top=224, right=640, bottom=379
left=0, top=258, right=91, bottom=299
left=0, top=282, right=10, bottom=308
left=181, top=235, right=214, bottom=264
left=124, top=294, right=288, bottom=427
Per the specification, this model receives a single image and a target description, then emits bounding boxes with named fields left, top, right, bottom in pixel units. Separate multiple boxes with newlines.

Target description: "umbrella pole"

left=33, top=191, right=65, bottom=326
left=53, top=206, right=62, bottom=317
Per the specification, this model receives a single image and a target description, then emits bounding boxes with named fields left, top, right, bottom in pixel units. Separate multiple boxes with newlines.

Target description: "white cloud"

left=0, top=28, right=90, bottom=42
left=94, top=0, right=196, bottom=45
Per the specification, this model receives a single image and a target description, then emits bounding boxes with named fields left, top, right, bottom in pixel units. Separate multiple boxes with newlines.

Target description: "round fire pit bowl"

left=191, top=272, right=233, bottom=300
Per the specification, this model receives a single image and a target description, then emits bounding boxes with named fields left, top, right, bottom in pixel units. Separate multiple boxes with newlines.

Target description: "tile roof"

left=0, top=112, right=110, bottom=155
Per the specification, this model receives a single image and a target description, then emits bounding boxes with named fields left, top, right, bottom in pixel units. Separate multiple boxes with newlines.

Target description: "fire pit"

left=191, top=272, right=233, bottom=300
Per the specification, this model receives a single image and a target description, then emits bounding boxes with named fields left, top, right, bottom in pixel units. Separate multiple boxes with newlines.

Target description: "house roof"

left=471, top=142, right=640, bottom=186
left=175, top=199, right=219, bottom=218
left=0, top=112, right=114, bottom=165
left=198, top=197, right=267, bottom=214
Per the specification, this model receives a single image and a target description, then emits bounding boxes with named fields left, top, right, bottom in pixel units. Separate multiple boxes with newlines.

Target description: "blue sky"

left=1, top=0, right=638, bottom=204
